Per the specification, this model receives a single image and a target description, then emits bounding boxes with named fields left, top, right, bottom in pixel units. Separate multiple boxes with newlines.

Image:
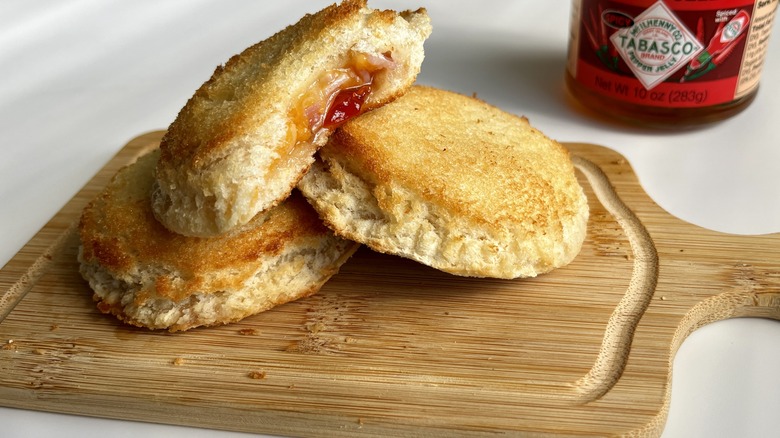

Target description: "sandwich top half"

left=153, top=0, right=431, bottom=237
left=298, top=86, right=590, bottom=279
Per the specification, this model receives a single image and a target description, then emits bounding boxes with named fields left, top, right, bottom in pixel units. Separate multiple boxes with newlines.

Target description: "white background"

left=1, top=1, right=779, bottom=437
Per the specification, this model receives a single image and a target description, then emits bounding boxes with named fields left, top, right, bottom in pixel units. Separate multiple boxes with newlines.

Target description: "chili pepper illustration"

left=681, top=10, right=750, bottom=82
left=583, top=7, right=619, bottom=71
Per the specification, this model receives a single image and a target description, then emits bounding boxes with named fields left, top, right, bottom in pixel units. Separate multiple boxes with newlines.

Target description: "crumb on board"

left=172, top=357, right=185, bottom=366
left=33, top=348, right=46, bottom=355
left=304, top=321, right=325, bottom=334
left=50, top=324, right=59, bottom=331
left=238, top=328, right=259, bottom=336
left=3, top=340, right=16, bottom=351
left=248, top=370, right=267, bottom=380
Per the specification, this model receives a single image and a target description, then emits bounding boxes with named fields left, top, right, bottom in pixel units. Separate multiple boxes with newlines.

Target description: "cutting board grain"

left=1, top=131, right=779, bottom=437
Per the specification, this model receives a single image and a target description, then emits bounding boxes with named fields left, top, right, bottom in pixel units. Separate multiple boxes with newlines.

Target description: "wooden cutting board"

left=1, top=131, right=778, bottom=437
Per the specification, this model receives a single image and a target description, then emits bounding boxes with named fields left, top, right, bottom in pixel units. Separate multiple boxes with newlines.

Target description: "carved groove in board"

left=0, top=137, right=156, bottom=323
left=570, top=155, right=659, bottom=402
left=0, top=222, right=77, bottom=321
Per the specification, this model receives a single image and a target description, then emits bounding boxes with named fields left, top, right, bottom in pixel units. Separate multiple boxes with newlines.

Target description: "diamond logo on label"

left=610, top=1, right=703, bottom=90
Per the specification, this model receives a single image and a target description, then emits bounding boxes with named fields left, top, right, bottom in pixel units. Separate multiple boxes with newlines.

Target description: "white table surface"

left=1, top=1, right=779, bottom=437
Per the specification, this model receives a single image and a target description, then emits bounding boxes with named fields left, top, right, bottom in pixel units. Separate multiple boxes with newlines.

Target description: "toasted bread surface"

left=298, top=86, right=589, bottom=278
left=153, top=0, right=431, bottom=237
left=79, top=150, right=359, bottom=331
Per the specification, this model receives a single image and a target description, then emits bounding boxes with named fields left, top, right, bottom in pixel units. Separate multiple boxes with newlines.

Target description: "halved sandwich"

left=298, top=86, right=589, bottom=279
left=153, top=0, right=431, bottom=237
left=79, top=150, right=359, bottom=332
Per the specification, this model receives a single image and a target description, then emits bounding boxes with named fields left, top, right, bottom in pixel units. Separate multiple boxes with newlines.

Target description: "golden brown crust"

left=82, top=155, right=327, bottom=300
left=79, top=150, right=359, bottom=331
left=330, top=86, right=581, bottom=232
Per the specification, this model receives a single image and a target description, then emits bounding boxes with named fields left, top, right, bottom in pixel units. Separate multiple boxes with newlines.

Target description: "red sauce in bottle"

left=566, top=0, right=778, bottom=128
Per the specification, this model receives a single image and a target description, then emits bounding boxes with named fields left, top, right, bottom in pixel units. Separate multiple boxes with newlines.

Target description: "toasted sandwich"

left=79, top=150, right=359, bottom=331
left=298, top=86, right=589, bottom=279
left=153, top=0, right=431, bottom=237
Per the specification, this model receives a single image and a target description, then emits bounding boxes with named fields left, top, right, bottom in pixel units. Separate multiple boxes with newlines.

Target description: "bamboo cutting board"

left=1, top=131, right=779, bottom=437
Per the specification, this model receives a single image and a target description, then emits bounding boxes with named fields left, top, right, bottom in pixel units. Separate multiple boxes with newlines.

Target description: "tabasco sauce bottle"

left=566, top=0, right=778, bottom=128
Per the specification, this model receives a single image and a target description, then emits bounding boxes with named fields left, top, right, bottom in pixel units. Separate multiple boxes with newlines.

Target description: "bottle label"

left=567, top=0, right=778, bottom=108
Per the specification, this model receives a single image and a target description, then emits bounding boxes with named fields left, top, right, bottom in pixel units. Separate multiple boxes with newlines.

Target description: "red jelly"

left=323, top=84, right=372, bottom=129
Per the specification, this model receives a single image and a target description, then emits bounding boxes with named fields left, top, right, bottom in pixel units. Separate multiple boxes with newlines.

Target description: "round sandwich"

left=153, top=0, right=431, bottom=237
left=298, top=86, right=589, bottom=279
left=78, top=150, right=359, bottom=332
